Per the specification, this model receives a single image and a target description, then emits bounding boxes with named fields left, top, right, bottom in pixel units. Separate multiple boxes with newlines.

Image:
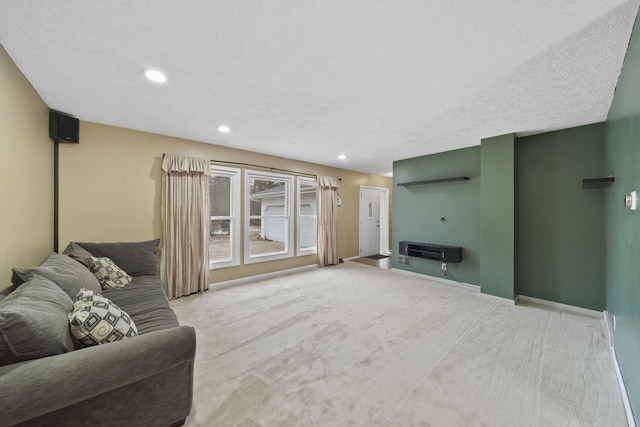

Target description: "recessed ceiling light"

left=218, top=125, right=231, bottom=133
left=338, top=154, right=346, bottom=160
left=143, top=69, right=167, bottom=83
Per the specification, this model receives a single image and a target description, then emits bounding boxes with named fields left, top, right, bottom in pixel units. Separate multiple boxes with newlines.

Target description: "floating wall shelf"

left=582, top=176, right=614, bottom=188
left=397, top=176, right=469, bottom=187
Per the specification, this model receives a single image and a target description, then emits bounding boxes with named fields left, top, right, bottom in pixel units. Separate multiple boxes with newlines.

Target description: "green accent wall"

left=605, top=5, right=640, bottom=419
left=480, top=134, right=516, bottom=300
left=392, top=147, right=481, bottom=284
left=518, top=123, right=606, bottom=311
left=391, top=8, right=640, bottom=416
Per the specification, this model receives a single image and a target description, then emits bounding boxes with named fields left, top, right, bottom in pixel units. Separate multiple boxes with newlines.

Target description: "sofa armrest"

left=0, top=325, right=196, bottom=426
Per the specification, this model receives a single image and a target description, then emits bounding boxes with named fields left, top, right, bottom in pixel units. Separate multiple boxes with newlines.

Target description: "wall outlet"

left=336, top=197, right=342, bottom=206
left=624, top=191, right=637, bottom=210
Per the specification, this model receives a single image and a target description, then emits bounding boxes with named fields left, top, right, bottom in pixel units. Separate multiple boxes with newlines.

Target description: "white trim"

left=612, top=347, right=636, bottom=427
left=244, top=170, right=294, bottom=264
left=379, top=187, right=390, bottom=255
left=603, top=310, right=614, bottom=350
left=209, top=165, right=241, bottom=269
left=424, top=274, right=479, bottom=292
left=516, top=295, right=602, bottom=318
left=343, top=255, right=360, bottom=261
left=296, top=176, right=318, bottom=256
left=208, top=264, right=319, bottom=291
left=478, top=291, right=517, bottom=305
left=390, top=267, right=479, bottom=292
left=391, top=268, right=517, bottom=304
left=603, top=311, right=635, bottom=427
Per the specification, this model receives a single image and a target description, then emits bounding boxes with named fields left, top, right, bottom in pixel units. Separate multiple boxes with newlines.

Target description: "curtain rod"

left=209, top=159, right=341, bottom=181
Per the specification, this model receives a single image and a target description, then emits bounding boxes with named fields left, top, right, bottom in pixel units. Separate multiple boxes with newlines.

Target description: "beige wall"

left=0, top=45, right=391, bottom=287
left=0, top=45, right=53, bottom=290
left=59, top=121, right=392, bottom=284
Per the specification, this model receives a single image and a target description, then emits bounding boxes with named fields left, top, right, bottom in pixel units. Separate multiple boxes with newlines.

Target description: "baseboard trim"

left=342, top=256, right=360, bottom=261
left=516, top=295, right=602, bottom=319
left=478, top=291, right=516, bottom=305
left=208, top=264, right=319, bottom=291
left=603, top=311, right=635, bottom=427
left=603, top=310, right=614, bottom=349
left=613, top=347, right=636, bottom=427
left=390, top=268, right=479, bottom=292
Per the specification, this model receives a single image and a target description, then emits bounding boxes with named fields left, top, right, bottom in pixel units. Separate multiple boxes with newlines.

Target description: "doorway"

left=359, top=186, right=390, bottom=258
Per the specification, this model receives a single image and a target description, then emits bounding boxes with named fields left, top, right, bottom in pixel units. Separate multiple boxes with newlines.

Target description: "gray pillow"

left=75, top=239, right=161, bottom=277
left=0, top=275, right=75, bottom=366
left=62, top=242, right=94, bottom=267
left=12, top=253, right=102, bottom=299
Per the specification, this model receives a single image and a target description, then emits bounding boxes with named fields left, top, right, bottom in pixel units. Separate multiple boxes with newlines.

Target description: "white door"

left=359, top=187, right=380, bottom=257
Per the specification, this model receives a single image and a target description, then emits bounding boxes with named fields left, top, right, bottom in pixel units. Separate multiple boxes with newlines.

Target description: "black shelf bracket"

left=582, top=176, right=614, bottom=189
left=397, top=176, right=469, bottom=187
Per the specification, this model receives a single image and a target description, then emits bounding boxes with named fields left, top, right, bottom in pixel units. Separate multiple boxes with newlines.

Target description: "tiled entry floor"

left=349, top=255, right=391, bottom=270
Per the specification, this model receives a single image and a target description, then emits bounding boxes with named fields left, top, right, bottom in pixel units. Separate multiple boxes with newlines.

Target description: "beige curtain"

left=160, top=154, right=210, bottom=299
left=317, top=176, right=339, bottom=266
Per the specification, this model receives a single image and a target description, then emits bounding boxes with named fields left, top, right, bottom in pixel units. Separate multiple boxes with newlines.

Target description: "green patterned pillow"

left=68, top=289, right=138, bottom=347
left=88, top=257, right=132, bottom=290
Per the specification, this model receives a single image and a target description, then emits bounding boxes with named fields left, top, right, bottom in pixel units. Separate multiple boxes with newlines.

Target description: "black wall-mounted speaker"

left=49, top=111, right=79, bottom=143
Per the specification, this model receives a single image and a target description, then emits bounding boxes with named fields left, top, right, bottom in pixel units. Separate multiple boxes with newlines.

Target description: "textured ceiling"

left=1, top=1, right=638, bottom=176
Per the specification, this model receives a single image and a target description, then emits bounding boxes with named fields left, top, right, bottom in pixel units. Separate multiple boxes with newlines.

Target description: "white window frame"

left=209, top=165, right=240, bottom=269
left=296, top=177, right=318, bottom=256
left=244, top=170, right=294, bottom=264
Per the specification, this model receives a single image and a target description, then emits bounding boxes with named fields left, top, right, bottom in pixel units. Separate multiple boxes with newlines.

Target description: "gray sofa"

left=0, top=239, right=195, bottom=427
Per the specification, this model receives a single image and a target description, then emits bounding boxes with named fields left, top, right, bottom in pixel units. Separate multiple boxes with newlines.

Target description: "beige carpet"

left=171, top=262, right=627, bottom=426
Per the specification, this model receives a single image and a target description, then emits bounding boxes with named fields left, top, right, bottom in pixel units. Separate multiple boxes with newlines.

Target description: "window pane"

left=250, top=178, right=287, bottom=217
left=300, top=216, right=317, bottom=249
left=209, top=166, right=240, bottom=268
left=299, top=204, right=314, bottom=215
left=297, top=179, right=317, bottom=254
left=209, top=219, right=231, bottom=261
left=249, top=218, right=286, bottom=256
left=210, top=175, right=231, bottom=216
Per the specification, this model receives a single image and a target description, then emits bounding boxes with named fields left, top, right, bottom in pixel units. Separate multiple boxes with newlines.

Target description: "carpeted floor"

left=171, top=262, right=627, bottom=426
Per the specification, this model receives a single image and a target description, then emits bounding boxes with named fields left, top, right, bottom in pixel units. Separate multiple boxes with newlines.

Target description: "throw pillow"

left=11, top=252, right=102, bottom=300
left=0, top=275, right=75, bottom=366
left=89, top=257, right=132, bottom=290
left=75, top=239, right=161, bottom=277
left=68, top=289, right=138, bottom=347
left=62, top=242, right=94, bottom=268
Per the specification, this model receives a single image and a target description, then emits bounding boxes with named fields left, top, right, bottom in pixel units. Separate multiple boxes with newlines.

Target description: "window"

left=245, top=170, right=294, bottom=263
left=209, top=166, right=240, bottom=268
left=297, top=177, right=317, bottom=255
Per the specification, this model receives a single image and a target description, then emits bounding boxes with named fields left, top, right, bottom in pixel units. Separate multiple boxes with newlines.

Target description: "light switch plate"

left=625, top=191, right=637, bottom=210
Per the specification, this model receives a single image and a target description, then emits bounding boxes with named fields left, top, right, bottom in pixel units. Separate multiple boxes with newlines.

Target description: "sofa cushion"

left=75, top=239, right=160, bottom=277
left=69, top=289, right=138, bottom=347
left=11, top=253, right=102, bottom=299
left=103, top=279, right=179, bottom=334
left=62, top=242, right=94, bottom=267
left=0, top=275, right=75, bottom=366
left=89, top=257, right=132, bottom=290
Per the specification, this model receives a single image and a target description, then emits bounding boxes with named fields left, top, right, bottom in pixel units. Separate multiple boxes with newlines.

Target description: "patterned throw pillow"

left=68, top=289, right=138, bottom=347
left=88, top=256, right=132, bottom=290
